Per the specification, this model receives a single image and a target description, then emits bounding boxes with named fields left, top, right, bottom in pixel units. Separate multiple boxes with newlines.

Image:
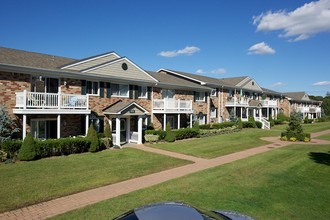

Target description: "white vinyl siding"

left=64, top=54, right=120, bottom=71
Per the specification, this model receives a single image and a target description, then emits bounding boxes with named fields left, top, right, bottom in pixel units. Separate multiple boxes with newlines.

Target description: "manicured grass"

left=0, top=148, right=191, bottom=212
left=53, top=144, right=330, bottom=220
left=317, top=134, right=330, bottom=140
left=146, top=122, right=330, bottom=159
left=146, top=129, right=278, bottom=158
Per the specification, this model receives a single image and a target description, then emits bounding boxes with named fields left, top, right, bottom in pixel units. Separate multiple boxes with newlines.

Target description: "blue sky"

left=1, top=0, right=330, bottom=96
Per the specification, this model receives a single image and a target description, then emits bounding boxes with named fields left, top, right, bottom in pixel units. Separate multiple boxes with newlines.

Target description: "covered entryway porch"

left=103, top=101, right=149, bottom=147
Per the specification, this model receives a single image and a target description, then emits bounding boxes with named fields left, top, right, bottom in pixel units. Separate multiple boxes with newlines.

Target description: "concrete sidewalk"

left=1, top=130, right=329, bottom=220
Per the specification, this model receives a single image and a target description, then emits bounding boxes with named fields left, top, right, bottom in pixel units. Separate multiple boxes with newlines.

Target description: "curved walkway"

left=1, top=130, right=330, bottom=220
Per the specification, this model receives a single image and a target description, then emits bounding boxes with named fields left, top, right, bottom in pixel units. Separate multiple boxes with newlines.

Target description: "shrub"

left=237, top=118, right=243, bottom=129
left=103, top=122, right=113, bottom=148
left=242, top=121, right=255, bottom=128
left=193, top=121, right=200, bottom=131
left=147, top=123, right=154, bottom=130
left=0, top=150, right=7, bottom=162
left=1, top=140, right=21, bottom=159
left=199, top=126, right=240, bottom=137
left=277, top=113, right=290, bottom=122
left=145, top=130, right=167, bottom=140
left=281, top=112, right=310, bottom=142
left=36, top=137, right=90, bottom=158
left=165, top=122, right=175, bottom=142
left=248, top=116, right=257, bottom=128
left=86, top=124, right=99, bottom=152
left=173, top=128, right=199, bottom=140
left=274, top=119, right=285, bottom=125
left=144, top=134, right=159, bottom=142
left=212, top=122, right=236, bottom=129
left=18, top=133, right=37, bottom=161
left=269, top=118, right=275, bottom=127
left=255, top=121, right=263, bottom=129
left=199, top=124, right=211, bottom=129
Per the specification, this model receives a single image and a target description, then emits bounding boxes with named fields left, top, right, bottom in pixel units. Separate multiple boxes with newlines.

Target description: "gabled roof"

left=284, top=92, right=310, bottom=101
left=284, top=92, right=321, bottom=104
left=60, top=51, right=120, bottom=70
left=0, top=47, right=75, bottom=69
left=158, top=69, right=218, bottom=86
left=103, top=100, right=149, bottom=115
left=222, top=76, right=249, bottom=87
left=261, top=87, right=282, bottom=96
left=148, top=71, right=211, bottom=91
left=81, top=57, right=158, bottom=83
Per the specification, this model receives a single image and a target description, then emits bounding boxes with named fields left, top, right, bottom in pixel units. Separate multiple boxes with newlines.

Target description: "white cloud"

left=210, top=68, right=226, bottom=74
left=313, top=81, right=330, bottom=85
left=271, top=82, right=286, bottom=87
left=253, top=0, right=330, bottom=42
left=248, top=42, right=276, bottom=55
left=196, top=68, right=226, bottom=75
left=158, top=46, right=200, bottom=57
left=196, top=69, right=206, bottom=74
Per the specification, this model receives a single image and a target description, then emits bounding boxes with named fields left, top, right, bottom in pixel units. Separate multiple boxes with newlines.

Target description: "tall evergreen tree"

left=0, top=105, right=20, bottom=142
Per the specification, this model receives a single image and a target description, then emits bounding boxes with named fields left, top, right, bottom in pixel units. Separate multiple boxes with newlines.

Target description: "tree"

left=18, top=133, right=36, bottom=161
left=0, top=105, right=20, bottom=143
left=321, top=96, right=330, bottom=116
left=165, top=122, right=175, bottom=142
left=86, top=124, right=99, bottom=152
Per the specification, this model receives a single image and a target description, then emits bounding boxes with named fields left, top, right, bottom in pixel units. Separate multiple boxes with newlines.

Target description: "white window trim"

left=138, top=86, right=148, bottom=98
left=210, top=89, right=217, bottom=97
left=196, top=92, right=205, bottom=102
left=86, top=81, right=100, bottom=96
left=111, top=84, right=129, bottom=98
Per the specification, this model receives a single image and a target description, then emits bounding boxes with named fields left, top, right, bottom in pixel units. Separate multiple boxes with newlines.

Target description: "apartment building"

left=0, top=47, right=323, bottom=145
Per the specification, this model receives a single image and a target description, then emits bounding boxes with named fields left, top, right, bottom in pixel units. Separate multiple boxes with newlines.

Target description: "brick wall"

left=0, top=71, right=30, bottom=116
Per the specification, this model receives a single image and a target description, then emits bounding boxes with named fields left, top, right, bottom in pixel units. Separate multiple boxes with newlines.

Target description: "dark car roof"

left=134, top=202, right=205, bottom=220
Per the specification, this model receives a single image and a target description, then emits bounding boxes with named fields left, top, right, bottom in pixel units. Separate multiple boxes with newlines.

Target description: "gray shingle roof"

left=0, top=47, right=75, bottom=69
left=148, top=71, right=211, bottom=91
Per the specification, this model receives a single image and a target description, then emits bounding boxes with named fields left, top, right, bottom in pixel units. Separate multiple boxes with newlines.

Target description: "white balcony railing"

left=153, top=99, right=192, bottom=113
left=297, top=106, right=322, bottom=113
left=261, top=100, right=278, bottom=107
left=225, top=96, right=249, bottom=106
left=15, top=90, right=89, bottom=110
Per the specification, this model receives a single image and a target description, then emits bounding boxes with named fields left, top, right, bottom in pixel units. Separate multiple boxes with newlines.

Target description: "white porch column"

left=240, top=107, right=243, bottom=119
left=253, top=109, right=256, bottom=118
left=163, top=113, right=166, bottom=131
left=271, top=108, right=274, bottom=119
left=246, top=108, right=249, bottom=118
left=275, top=108, right=278, bottom=119
left=190, top=114, right=193, bottom=128
left=138, top=116, right=143, bottom=144
left=259, top=109, right=262, bottom=120
left=116, top=117, right=121, bottom=146
left=57, top=114, right=61, bottom=139
left=126, top=117, right=130, bottom=143
left=85, top=114, right=89, bottom=136
left=177, top=114, right=180, bottom=129
left=22, top=114, right=27, bottom=140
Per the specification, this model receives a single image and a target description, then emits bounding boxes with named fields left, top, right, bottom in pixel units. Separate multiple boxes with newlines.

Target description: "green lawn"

left=53, top=144, right=330, bottom=220
left=146, top=122, right=330, bottom=159
left=146, top=128, right=278, bottom=159
left=0, top=148, right=191, bottom=212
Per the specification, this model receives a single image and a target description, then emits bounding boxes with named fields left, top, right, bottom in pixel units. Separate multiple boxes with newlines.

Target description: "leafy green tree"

left=18, top=133, right=36, bottom=161
left=0, top=105, right=20, bottom=142
left=237, top=117, right=243, bottom=129
left=321, top=96, right=330, bottom=116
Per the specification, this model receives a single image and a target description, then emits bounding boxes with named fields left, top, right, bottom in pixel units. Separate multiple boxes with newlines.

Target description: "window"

left=89, top=113, right=103, bottom=133
left=197, top=112, right=205, bottom=125
left=210, top=89, right=217, bottom=97
left=162, top=89, right=174, bottom=99
left=211, top=107, right=217, bottom=118
left=138, top=86, right=147, bottom=98
left=195, top=92, right=205, bottom=102
left=86, top=81, right=99, bottom=95
left=31, top=119, right=57, bottom=139
left=111, top=84, right=129, bottom=97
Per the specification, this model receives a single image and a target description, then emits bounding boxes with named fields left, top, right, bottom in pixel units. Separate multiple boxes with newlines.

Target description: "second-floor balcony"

left=297, top=106, right=322, bottom=113
left=225, top=96, right=249, bottom=107
left=14, top=90, right=90, bottom=114
left=153, top=99, right=193, bottom=113
left=261, top=100, right=278, bottom=107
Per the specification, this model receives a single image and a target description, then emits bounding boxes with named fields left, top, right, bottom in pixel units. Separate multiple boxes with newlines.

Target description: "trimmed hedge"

left=256, top=121, right=262, bottom=129
left=145, top=130, right=167, bottom=140
left=173, top=128, right=199, bottom=140
left=36, top=137, right=91, bottom=158
left=199, top=126, right=240, bottom=137
left=1, top=140, right=22, bottom=159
